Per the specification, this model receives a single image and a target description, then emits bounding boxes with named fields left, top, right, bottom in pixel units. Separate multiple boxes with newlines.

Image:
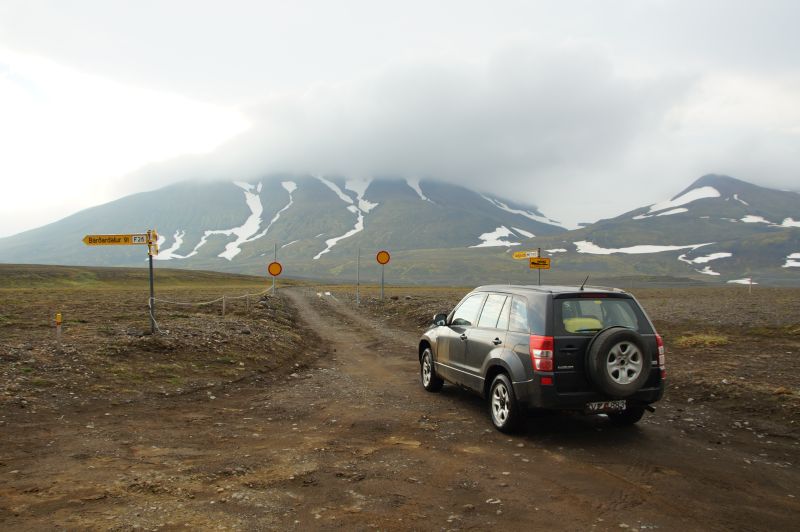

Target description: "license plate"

left=586, top=400, right=626, bottom=413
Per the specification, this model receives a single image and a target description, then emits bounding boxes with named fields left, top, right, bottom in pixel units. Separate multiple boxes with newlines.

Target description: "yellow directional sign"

left=513, top=250, right=540, bottom=260
left=83, top=233, right=150, bottom=246
left=529, top=257, right=551, bottom=269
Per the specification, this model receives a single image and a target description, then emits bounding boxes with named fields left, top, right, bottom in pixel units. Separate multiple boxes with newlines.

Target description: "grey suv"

left=418, top=285, right=666, bottom=432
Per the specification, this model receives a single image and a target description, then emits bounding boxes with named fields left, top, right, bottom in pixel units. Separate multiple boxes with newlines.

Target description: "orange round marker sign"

left=267, top=261, right=283, bottom=276
left=376, top=250, right=390, bottom=265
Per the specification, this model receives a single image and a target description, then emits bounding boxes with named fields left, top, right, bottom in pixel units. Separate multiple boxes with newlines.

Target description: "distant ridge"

left=0, top=174, right=797, bottom=285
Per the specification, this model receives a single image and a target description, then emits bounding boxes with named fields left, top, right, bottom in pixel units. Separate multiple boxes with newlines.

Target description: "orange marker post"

left=376, top=250, right=390, bottom=300
left=268, top=260, right=282, bottom=294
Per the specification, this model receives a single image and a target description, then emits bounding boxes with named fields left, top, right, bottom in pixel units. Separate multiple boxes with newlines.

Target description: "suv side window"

left=451, top=293, right=486, bottom=326
left=508, top=297, right=529, bottom=333
left=477, top=294, right=508, bottom=328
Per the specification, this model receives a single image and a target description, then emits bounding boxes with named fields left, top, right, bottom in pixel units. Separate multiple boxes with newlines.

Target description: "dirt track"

left=2, top=288, right=799, bottom=530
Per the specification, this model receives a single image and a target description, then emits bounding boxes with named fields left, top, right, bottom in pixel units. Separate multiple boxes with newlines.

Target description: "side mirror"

left=433, top=313, right=448, bottom=327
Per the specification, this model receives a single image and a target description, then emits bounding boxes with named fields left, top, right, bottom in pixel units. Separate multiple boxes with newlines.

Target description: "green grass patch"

left=674, top=333, right=730, bottom=348
left=748, top=324, right=800, bottom=337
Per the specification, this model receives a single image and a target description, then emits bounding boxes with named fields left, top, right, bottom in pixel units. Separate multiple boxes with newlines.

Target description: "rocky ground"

left=1, top=282, right=798, bottom=530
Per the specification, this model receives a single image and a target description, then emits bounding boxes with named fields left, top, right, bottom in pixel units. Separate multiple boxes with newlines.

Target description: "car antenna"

left=579, top=274, right=590, bottom=291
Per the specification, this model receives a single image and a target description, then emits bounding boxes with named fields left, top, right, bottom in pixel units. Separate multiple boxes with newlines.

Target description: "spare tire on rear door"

left=586, top=327, right=651, bottom=398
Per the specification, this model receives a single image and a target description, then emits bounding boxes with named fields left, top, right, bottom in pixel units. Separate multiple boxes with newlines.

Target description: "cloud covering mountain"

left=1, top=1, right=799, bottom=235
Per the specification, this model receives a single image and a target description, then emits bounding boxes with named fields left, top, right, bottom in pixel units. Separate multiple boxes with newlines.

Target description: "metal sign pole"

left=356, top=247, right=361, bottom=305
left=148, top=244, right=156, bottom=334
left=538, top=248, right=541, bottom=286
left=380, top=264, right=385, bottom=300
left=273, top=243, right=277, bottom=293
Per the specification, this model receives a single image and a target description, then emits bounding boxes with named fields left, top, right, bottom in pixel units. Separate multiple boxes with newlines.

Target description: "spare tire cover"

left=586, top=326, right=652, bottom=398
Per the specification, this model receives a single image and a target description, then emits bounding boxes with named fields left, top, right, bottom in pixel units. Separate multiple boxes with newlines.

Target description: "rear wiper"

left=575, top=328, right=601, bottom=333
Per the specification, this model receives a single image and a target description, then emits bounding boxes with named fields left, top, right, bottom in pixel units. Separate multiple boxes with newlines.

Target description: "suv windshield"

left=555, top=297, right=647, bottom=334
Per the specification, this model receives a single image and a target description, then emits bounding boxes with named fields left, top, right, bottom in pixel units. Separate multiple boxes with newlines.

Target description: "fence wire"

left=147, top=286, right=275, bottom=334
left=152, top=286, right=273, bottom=307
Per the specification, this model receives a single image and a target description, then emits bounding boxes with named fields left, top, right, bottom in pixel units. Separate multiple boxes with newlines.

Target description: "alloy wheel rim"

left=491, top=382, right=510, bottom=425
left=606, top=342, right=643, bottom=385
left=422, top=354, right=432, bottom=386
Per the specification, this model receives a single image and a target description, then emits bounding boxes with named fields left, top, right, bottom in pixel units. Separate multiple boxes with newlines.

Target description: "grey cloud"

left=126, top=43, right=690, bottom=222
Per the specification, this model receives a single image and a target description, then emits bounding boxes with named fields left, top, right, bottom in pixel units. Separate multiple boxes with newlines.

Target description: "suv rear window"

left=555, top=297, right=649, bottom=335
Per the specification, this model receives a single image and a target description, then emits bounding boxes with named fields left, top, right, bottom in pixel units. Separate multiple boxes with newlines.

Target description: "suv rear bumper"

left=513, top=378, right=664, bottom=411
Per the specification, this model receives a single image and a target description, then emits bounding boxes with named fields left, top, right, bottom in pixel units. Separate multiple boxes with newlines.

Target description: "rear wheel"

left=607, top=406, right=646, bottom=426
left=489, top=374, right=521, bottom=433
left=586, top=327, right=651, bottom=398
left=420, top=348, right=443, bottom=392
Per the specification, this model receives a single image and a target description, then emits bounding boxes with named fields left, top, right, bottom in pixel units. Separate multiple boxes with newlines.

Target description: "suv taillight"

left=656, top=333, right=666, bottom=379
left=530, top=335, right=554, bottom=372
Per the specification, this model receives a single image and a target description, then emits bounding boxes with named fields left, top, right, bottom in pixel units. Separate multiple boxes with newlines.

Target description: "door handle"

left=459, top=333, right=467, bottom=341
left=560, top=345, right=578, bottom=352
left=492, top=338, right=502, bottom=345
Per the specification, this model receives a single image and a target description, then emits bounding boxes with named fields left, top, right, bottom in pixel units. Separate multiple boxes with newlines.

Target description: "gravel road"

left=1, top=288, right=798, bottom=530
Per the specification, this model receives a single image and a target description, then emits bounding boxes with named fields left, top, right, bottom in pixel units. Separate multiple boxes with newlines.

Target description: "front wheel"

left=420, top=348, right=443, bottom=392
left=607, top=406, right=646, bottom=426
left=489, top=374, right=522, bottom=433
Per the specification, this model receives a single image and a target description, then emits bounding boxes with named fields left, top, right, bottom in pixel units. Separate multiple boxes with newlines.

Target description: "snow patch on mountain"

left=733, top=194, right=749, bottom=206
left=470, top=226, right=521, bottom=248
left=481, top=195, right=561, bottom=226
left=218, top=181, right=265, bottom=260
left=657, top=208, right=689, bottom=217
left=647, top=186, right=720, bottom=214
left=250, top=181, right=297, bottom=240
left=678, top=252, right=732, bottom=265
left=781, top=218, right=800, bottom=227
left=170, top=181, right=297, bottom=260
left=728, top=278, right=757, bottom=285
left=406, top=178, right=433, bottom=203
left=696, top=265, right=720, bottom=276
left=316, top=175, right=353, bottom=204
left=783, top=252, right=800, bottom=268
left=314, top=205, right=364, bottom=259
left=741, top=215, right=770, bottom=224
left=345, top=178, right=378, bottom=213
left=512, top=227, right=535, bottom=238
left=312, top=177, right=377, bottom=259
left=155, top=230, right=187, bottom=260
left=546, top=248, right=567, bottom=253
left=634, top=207, right=689, bottom=220
left=575, top=241, right=711, bottom=255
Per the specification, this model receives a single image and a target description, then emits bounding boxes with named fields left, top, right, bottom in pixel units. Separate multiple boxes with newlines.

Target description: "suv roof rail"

left=476, top=284, right=629, bottom=294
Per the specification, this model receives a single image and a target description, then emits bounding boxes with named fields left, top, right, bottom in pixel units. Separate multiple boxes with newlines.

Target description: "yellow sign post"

left=83, top=229, right=159, bottom=333
left=512, top=250, right=540, bottom=260
left=82, top=233, right=149, bottom=246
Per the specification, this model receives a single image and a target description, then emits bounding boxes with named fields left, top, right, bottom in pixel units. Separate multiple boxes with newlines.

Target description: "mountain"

left=0, top=174, right=797, bottom=285
left=523, top=174, right=800, bottom=283
left=0, top=176, right=564, bottom=275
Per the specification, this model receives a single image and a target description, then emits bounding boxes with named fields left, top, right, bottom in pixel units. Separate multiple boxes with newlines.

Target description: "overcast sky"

left=1, top=0, right=798, bottom=236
